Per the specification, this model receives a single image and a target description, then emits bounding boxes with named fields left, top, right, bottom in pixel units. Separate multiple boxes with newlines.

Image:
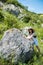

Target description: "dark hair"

left=28, top=28, right=37, bottom=38
left=28, top=28, right=35, bottom=34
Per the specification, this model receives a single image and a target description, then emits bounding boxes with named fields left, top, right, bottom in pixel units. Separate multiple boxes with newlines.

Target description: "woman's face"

left=29, top=29, right=33, bottom=34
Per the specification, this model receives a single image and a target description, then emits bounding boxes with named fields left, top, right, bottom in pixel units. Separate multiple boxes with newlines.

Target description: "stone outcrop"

left=3, top=4, right=20, bottom=16
left=0, top=1, right=4, bottom=7
left=0, top=1, right=26, bottom=19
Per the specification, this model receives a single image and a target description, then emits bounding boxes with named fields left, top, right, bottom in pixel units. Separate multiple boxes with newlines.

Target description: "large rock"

left=0, top=28, right=34, bottom=63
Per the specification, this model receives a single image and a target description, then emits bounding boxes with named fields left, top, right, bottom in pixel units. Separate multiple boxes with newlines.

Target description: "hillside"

left=0, top=0, right=43, bottom=65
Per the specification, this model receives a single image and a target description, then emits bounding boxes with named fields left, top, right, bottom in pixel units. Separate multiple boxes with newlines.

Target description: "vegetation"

left=0, top=0, right=43, bottom=65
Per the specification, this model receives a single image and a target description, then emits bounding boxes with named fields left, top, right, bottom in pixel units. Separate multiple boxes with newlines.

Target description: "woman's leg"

left=36, top=46, right=40, bottom=52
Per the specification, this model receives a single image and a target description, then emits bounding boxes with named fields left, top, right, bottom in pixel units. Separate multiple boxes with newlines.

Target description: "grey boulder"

left=0, top=28, right=34, bottom=63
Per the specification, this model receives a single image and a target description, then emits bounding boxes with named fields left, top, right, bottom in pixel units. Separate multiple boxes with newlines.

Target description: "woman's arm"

left=26, top=35, right=33, bottom=39
left=23, top=33, right=34, bottom=39
left=26, top=33, right=36, bottom=39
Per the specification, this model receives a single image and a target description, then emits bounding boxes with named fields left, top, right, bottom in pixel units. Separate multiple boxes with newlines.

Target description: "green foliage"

left=22, top=15, right=31, bottom=23
left=0, top=11, right=4, bottom=22
left=0, top=10, right=22, bottom=39
left=0, top=0, right=7, bottom=2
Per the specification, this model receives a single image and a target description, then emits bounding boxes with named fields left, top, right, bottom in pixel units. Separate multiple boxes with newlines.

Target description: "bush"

left=23, top=16, right=31, bottom=23
left=0, top=0, right=7, bottom=2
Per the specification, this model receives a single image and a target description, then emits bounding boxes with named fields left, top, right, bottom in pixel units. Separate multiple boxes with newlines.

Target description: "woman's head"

left=28, top=28, right=35, bottom=35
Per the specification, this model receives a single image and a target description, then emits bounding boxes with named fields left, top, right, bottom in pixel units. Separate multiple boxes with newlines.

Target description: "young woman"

left=26, top=27, right=40, bottom=52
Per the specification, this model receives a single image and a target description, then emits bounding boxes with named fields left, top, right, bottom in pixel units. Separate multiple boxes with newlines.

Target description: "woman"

left=26, top=27, right=40, bottom=52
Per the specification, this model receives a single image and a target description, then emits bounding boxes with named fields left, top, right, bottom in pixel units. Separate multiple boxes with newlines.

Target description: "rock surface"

left=22, top=27, right=29, bottom=36
left=0, top=28, right=34, bottom=63
left=3, top=4, right=20, bottom=16
left=0, top=1, right=4, bottom=7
